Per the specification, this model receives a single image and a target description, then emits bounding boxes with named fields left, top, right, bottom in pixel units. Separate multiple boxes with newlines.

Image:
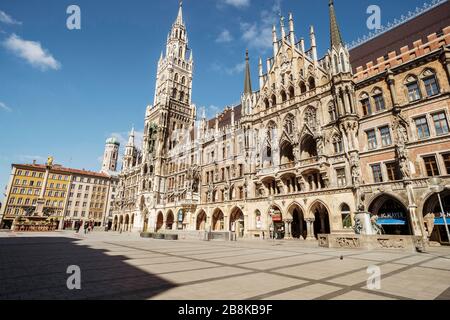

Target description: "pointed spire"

left=310, top=25, right=317, bottom=62
left=329, top=0, right=344, bottom=48
left=176, top=0, right=184, bottom=25
left=244, top=49, right=252, bottom=95
left=289, top=13, right=295, bottom=47
left=127, top=126, right=135, bottom=147
left=280, top=15, right=286, bottom=40
left=258, top=57, right=264, bottom=90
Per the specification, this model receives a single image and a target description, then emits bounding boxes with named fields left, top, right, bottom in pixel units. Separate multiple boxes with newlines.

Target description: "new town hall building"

left=112, top=1, right=450, bottom=244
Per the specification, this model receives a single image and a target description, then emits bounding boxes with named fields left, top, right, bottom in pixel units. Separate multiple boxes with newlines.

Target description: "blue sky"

left=0, top=0, right=432, bottom=201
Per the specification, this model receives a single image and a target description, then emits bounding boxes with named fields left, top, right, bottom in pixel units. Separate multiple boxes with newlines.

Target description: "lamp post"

left=429, top=177, right=450, bottom=243
left=269, top=208, right=275, bottom=244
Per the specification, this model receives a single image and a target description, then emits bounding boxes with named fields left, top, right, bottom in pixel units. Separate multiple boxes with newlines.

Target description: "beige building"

left=113, top=1, right=450, bottom=245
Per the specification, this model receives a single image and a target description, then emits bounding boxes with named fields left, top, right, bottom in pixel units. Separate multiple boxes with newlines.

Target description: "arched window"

left=360, top=92, right=371, bottom=116
left=271, top=94, right=277, bottom=107
left=332, top=135, right=343, bottom=154
left=421, top=69, right=440, bottom=97
left=174, top=73, right=179, bottom=82
left=308, top=77, right=316, bottom=90
left=264, top=98, right=270, bottom=110
left=181, top=76, right=186, bottom=85
left=178, top=47, right=183, bottom=58
left=405, top=75, right=422, bottom=102
left=372, top=88, right=385, bottom=112
left=281, top=90, right=287, bottom=102
left=300, top=81, right=307, bottom=94
left=340, top=53, right=346, bottom=73
left=289, top=86, right=295, bottom=99
left=284, top=114, right=295, bottom=135
left=255, top=210, right=262, bottom=229
left=328, top=103, right=337, bottom=121
left=172, top=88, right=177, bottom=98
left=334, top=54, right=339, bottom=74
left=179, top=91, right=185, bottom=102
left=341, top=204, right=352, bottom=229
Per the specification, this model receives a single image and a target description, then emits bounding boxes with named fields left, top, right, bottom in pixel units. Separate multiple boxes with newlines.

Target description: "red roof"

left=350, top=1, right=450, bottom=71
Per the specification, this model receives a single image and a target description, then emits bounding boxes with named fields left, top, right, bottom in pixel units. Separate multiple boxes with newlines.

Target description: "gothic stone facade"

left=112, top=2, right=450, bottom=242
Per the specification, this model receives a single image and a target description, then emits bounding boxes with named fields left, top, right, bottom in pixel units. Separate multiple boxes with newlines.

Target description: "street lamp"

left=429, top=177, right=450, bottom=243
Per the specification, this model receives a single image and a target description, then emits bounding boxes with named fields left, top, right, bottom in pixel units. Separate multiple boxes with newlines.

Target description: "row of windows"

left=12, top=188, right=39, bottom=196
left=414, top=112, right=449, bottom=139
left=359, top=70, right=440, bottom=117
left=370, top=162, right=401, bottom=183
left=365, top=125, right=392, bottom=150
left=70, top=184, right=107, bottom=193
left=422, top=153, right=450, bottom=177
left=67, top=201, right=104, bottom=209
left=16, top=170, right=44, bottom=178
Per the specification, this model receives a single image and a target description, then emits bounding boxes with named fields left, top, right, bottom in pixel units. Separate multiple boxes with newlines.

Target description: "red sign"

left=272, top=214, right=282, bottom=222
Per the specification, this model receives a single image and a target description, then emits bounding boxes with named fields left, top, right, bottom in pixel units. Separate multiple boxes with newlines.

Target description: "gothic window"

left=340, top=53, right=346, bottom=73
left=281, top=90, right=287, bottom=103
left=179, top=91, right=185, bottom=102
left=341, top=204, right=352, bottom=229
left=264, top=98, right=270, bottom=110
left=405, top=75, right=422, bottom=102
left=334, top=55, right=339, bottom=74
left=289, top=86, right=295, bottom=99
left=372, top=88, right=385, bottom=112
left=304, top=107, right=317, bottom=131
left=328, top=103, right=337, bottom=121
left=308, top=77, right=316, bottom=90
left=271, top=94, right=277, bottom=107
left=284, top=114, right=295, bottom=135
left=181, top=76, right=186, bottom=85
left=300, top=81, right=307, bottom=94
left=174, top=73, right=179, bottom=82
left=360, top=92, right=372, bottom=116
left=332, top=135, right=343, bottom=154
left=421, top=69, right=440, bottom=97
left=172, top=88, right=177, bottom=98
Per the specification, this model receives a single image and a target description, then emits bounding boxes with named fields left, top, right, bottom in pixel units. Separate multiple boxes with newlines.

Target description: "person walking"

left=84, top=222, right=88, bottom=234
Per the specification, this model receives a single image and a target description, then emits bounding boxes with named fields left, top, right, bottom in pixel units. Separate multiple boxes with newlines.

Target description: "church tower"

left=141, top=1, right=196, bottom=205
left=101, top=137, right=120, bottom=173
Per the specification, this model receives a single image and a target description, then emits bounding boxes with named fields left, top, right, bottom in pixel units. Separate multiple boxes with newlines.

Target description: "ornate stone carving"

left=335, top=237, right=361, bottom=248
left=377, top=238, right=405, bottom=249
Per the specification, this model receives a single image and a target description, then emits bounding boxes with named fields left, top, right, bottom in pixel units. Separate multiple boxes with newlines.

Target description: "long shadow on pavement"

left=0, top=237, right=177, bottom=300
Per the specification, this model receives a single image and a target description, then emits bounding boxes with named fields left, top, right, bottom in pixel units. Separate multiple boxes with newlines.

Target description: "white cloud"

left=216, top=29, right=233, bottom=43
left=3, top=34, right=61, bottom=71
left=0, top=10, right=22, bottom=25
left=210, top=61, right=246, bottom=75
left=240, top=0, right=282, bottom=52
left=0, top=101, right=12, bottom=112
left=222, top=0, right=250, bottom=9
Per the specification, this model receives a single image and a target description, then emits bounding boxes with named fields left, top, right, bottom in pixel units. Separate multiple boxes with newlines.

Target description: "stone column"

left=284, top=220, right=292, bottom=239
left=343, top=90, right=351, bottom=114
left=386, top=69, right=399, bottom=108
left=305, top=219, right=315, bottom=240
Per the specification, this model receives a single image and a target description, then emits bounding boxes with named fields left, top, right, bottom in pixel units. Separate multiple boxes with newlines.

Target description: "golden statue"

left=47, top=156, right=54, bottom=166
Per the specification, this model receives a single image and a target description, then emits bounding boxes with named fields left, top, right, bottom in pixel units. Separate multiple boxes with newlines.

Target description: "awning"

left=434, top=218, right=450, bottom=226
left=377, top=219, right=406, bottom=225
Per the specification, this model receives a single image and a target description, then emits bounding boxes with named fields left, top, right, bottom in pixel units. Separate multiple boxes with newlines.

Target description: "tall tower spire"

left=176, top=0, right=183, bottom=25
left=244, top=49, right=252, bottom=95
left=329, top=0, right=343, bottom=49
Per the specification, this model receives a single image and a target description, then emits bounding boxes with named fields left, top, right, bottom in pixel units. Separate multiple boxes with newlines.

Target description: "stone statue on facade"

left=424, top=213, right=436, bottom=238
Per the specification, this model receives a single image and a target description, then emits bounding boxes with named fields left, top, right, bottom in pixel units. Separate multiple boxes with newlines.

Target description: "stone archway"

left=310, top=201, right=330, bottom=238
left=113, top=216, right=118, bottom=231
left=288, top=203, right=307, bottom=239
left=268, top=205, right=284, bottom=239
left=368, top=194, right=411, bottom=236
left=125, top=214, right=130, bottom=232
left=212, top=209, right=224, bottom=231
left=229, top=207, right=245, bottom=238
left=119, top=215, right=124, bottom=231
left=422, top=189, right=450, bottom=243
left=196, top=210, right=207, bottom=231
left=280, top=140, right=295, bottom=165
left=156, top=212, right=164, bottom=232
left=166, top=210, right=175, bottom=230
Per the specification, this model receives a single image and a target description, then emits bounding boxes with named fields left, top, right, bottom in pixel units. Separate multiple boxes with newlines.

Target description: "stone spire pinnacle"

left=244, top=49, right=252, bottom=95
left=176, top=0, right=184, bottom=25
left=127, top=126, right=135, bottom=147
left=329, top=0, right=343, bottom=48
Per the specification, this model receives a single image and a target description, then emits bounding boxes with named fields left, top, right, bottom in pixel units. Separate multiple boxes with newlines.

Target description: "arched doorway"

left=119, top=215, right=124, bottom=231
left=212, top=209, right=224, bottom=231
left=300, top=135, right=317, bottom=159
left=113, top=216, right=118, bottom=231
left=166, top=211, right=175, bottom=230
left=229, top=207, right=245, bottom=238
left=310, top=201, right=330, bottom=238
left=422, top=190, right=450, bottom=243
left=280, top=140, right=295, bottom=165
left=196, top=210, right=207, bottom=231
left=125, top=214, right=130, bottom=232
left=289, top=203, right=307, bottom=239
left=369, top=194, right=411, bottom=235
left=156, top=212, right=164, bottom=232
left=269, top=205, right=284, bottom=239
